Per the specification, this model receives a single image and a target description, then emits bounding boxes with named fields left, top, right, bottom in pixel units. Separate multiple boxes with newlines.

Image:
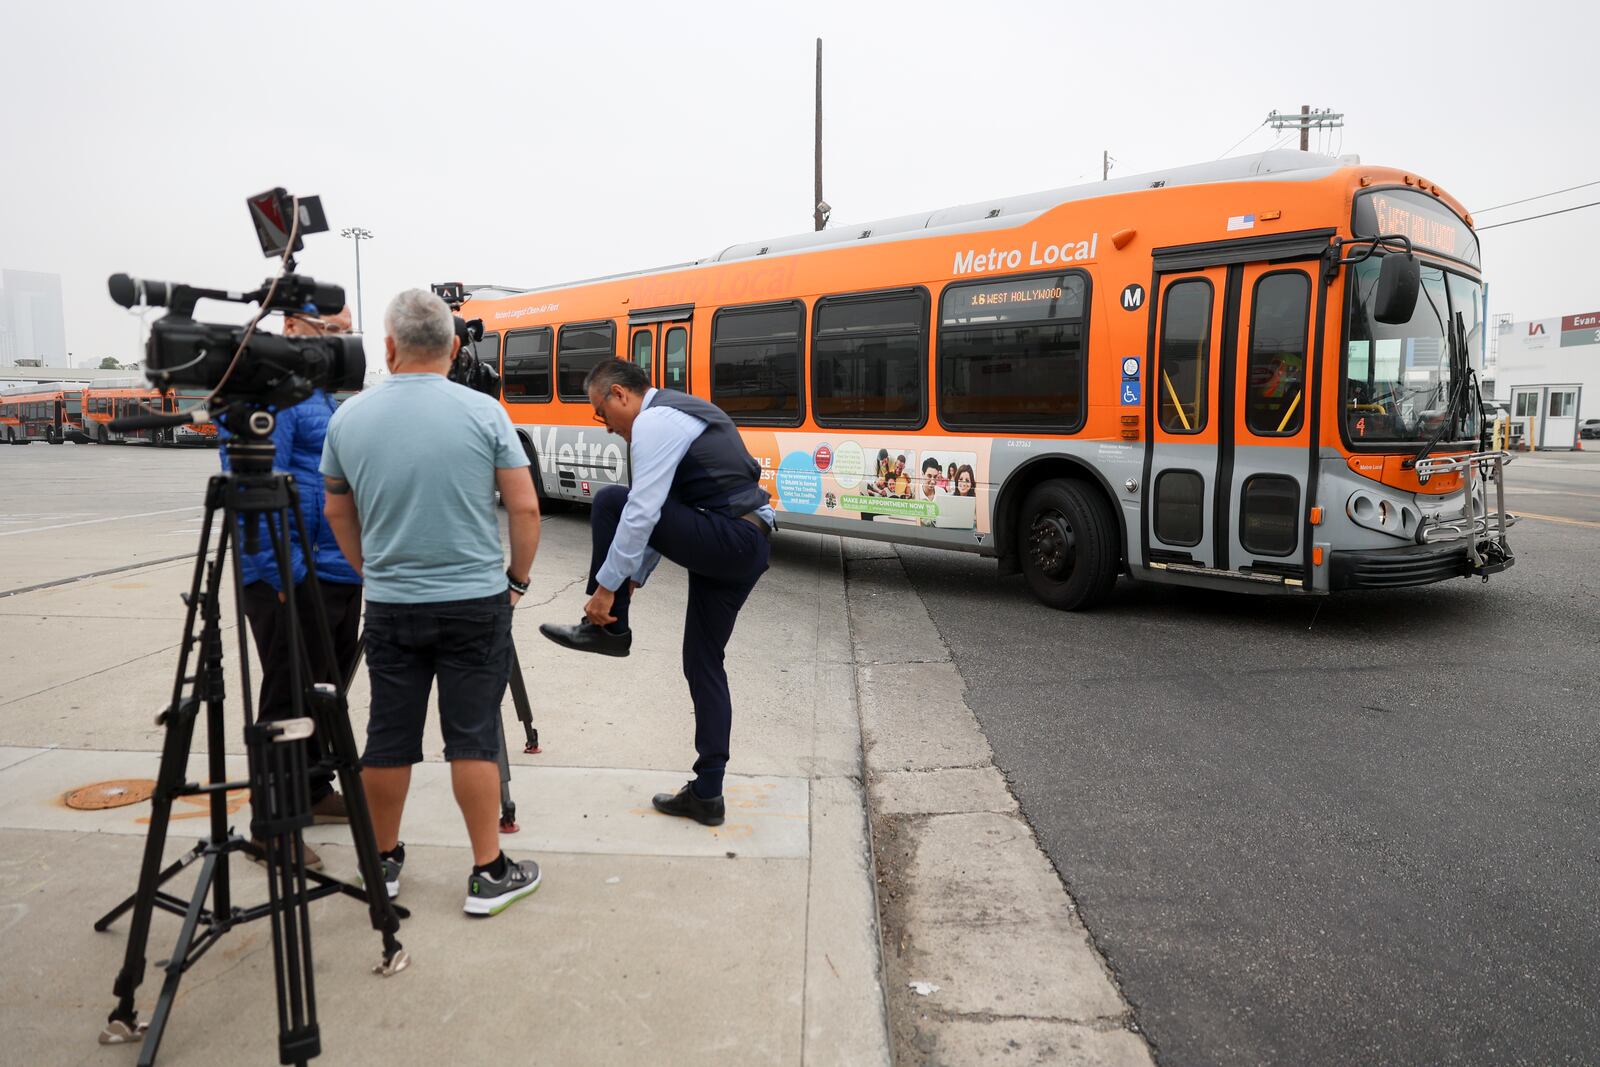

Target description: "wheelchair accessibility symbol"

left=1121, top=381, right=1141, bottom=405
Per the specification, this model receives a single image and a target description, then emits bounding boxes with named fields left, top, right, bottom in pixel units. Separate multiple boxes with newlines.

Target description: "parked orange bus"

left=459, top=150, right=1513, bottom=609
left=82, top=384, right=217, bottom=446
left=1, top=388, right=88, bottom=444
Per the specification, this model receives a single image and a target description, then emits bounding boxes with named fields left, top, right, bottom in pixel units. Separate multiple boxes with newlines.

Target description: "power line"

left=1471, top=178, right=1600, bottom=215
left=1476, top=199, right=1600, bottom=231
left=1214, top=123, right=1267, bottom=160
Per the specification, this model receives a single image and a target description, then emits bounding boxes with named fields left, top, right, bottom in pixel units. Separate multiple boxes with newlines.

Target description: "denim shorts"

left=360, top=592, right=512, bottom=766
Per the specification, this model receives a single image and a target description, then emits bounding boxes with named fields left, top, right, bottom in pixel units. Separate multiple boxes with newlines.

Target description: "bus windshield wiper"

left=1411, top=310, right=1473, bottom=469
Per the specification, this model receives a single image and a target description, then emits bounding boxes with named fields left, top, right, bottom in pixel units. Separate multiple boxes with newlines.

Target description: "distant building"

left=0, top=270, right=67, bottom=367
left=1493, top=310, right=1599, bottom=448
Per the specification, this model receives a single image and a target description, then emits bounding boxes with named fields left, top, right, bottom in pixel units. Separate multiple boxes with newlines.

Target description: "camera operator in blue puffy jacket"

left=220, top=304, right=362, bottom=868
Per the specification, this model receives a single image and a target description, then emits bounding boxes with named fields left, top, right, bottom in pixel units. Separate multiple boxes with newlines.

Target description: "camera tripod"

left=95, top=405, right=408, bottom=1066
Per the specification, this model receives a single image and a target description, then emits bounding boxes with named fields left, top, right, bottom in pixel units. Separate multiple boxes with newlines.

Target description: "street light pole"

left=339, top=227, right=374, bottom=332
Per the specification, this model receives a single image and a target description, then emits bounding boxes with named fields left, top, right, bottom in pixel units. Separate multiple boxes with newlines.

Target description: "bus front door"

left=1146, top=260, right=1319, bottom=582
left=1224, top=262, right=1317, bottom=579
left=1147, top=267, right=1227, bottom=568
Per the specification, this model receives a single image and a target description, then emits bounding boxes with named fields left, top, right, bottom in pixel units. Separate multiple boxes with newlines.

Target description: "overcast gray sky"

left=3, top=0, right=1596, bottom=364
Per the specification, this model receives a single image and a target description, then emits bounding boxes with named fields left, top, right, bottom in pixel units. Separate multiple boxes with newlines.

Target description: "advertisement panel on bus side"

left=739, top=431, right=996, bottom=535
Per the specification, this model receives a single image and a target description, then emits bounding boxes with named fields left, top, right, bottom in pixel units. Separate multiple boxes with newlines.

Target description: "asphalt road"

left=896, top=452, right=1599, bottom=1067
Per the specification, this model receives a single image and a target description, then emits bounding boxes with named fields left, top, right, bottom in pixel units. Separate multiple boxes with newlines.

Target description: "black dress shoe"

left=651, top=782, right=725, bottom=826
left=538, top=620, right=632, bottom=657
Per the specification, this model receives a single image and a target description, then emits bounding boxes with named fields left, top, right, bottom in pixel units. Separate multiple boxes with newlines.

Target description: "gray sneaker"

left=356, top=846, right=404, bottom=901
left=464, top=857, right=541, bottom=917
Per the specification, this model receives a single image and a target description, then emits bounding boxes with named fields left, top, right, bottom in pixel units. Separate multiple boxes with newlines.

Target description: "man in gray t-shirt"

left=321, top=288, right=544, bottom=918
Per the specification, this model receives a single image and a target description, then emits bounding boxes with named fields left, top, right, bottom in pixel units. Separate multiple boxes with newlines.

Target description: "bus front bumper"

left=1328, top=542, right=1484, bottom=590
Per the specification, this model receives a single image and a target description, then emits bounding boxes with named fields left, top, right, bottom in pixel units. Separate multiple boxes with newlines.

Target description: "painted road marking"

left=1516, top=511, right=1600, bottom=529
left=1505, top=487, right=1600, bottom=501
left=0, top=506, right=203, bottom=538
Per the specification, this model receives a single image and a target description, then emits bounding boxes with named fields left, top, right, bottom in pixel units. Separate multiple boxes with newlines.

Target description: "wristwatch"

left=506, top=571, right=530, bottom=596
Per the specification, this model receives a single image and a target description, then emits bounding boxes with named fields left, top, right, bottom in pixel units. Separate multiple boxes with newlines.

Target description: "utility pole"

left=813, top=38, right=825, bottom=231
left=1103, top=150, right=1114, bottom=181
left=339, top=227, right=374, bottom=332
left=1267, top=106, right=1344, bottom=152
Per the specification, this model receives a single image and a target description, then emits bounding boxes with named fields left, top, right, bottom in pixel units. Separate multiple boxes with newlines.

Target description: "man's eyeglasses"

left=591, top=392, right=611, bottom=425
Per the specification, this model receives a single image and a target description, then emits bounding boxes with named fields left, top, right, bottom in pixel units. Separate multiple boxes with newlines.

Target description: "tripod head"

left=219, top=403, right=281, bottom=476
left=218, top=402, right=282, bottom=480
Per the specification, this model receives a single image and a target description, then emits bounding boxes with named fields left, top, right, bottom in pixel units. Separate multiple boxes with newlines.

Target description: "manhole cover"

left=64, top=779, right=156, bottom=810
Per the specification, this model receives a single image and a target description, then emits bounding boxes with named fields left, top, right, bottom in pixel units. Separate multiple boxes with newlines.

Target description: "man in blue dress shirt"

left=540, top=359, right=773, bottom=826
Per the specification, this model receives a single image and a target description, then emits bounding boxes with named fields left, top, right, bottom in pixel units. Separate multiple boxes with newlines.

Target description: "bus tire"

left=97, top=426, right=108, bottom=445
left=1017, top=478, right=1117, bottom=611
left=519, top=435, right=568, bottom=514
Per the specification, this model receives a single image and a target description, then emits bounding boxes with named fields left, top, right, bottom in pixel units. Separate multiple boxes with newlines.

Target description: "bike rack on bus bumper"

left=1413, top=450, right=1517, bottom=577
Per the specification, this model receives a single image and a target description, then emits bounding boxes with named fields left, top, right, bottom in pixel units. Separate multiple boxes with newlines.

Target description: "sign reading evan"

left=953, top=233, right=1099, bottom=276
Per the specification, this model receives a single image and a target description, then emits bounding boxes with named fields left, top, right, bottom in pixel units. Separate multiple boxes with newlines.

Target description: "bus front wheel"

left=1017, top=478, right=1117, bottom=611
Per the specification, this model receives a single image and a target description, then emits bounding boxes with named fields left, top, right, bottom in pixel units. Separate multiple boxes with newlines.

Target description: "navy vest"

left=645, top=390, right=770, bottom=517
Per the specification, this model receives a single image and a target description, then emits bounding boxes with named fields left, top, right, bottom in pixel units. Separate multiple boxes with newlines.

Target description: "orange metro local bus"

left=459, top=150, right=1514, bottom=609
left=0, top=388, right=88, bottom=444
left=81, top=384, right=218, bottom=446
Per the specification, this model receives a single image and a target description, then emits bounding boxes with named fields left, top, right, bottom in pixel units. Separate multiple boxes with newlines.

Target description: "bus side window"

left=502, top=328, right=552, bottom=402
left=475, top=332, right=502, bottom=395
left=938, top=272, right=1089, bottom=432
left=710, top=301, right=805, bottom=425
left=1245, top=271, right=1310, bottom=436
left=1158, top=279, right=1212, bottom=434
left=556, top=321, right=617, bottom=401
left=811, top=288, right=927, bottom=428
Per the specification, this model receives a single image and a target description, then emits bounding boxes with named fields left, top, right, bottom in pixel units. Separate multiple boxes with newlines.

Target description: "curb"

left=844, top=542, right=1155, bottom=1067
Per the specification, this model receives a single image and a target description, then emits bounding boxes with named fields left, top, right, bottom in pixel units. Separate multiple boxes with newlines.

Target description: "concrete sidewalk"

left=0, top=513, right=888, bottom=1066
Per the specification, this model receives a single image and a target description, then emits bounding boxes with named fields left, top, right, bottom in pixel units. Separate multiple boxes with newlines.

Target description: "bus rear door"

left=626, top=305, right=692, bottom=393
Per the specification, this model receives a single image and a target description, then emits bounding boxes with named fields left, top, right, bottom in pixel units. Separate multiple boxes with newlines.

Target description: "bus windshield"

left=1343, top=257, right=1482, bottom=446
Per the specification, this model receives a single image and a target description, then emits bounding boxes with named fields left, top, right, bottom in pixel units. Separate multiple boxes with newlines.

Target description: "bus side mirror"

left=1374, top=253, right=1421, bottom=325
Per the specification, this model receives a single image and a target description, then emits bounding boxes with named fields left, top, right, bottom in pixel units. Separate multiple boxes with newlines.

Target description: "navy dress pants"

left=588, top=485, right=770, bottom=798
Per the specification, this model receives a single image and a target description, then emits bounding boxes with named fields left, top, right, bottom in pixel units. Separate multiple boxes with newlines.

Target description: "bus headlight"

left=1346, top=490, right=1420, bottom=540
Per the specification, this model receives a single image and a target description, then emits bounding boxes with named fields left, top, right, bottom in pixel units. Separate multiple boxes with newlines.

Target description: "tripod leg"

left=99, top=699, right=201, bottom=1045
left=132, top=850, right=218, bottom=1066
left=248, top=712, right=322, bottom=1067
left=101, top=493, right=227, bottom=1044
left=507, top=644, right=541, bottom=754
left=495, top=711, right=518, bottom=834
left=342, top=633, right=366, bottom=698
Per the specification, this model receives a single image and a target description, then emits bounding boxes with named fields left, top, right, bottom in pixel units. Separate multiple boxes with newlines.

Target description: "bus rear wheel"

left=519, top=436, right=568, bottom=514
left=1017, top=478, right=1117, bottom=611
